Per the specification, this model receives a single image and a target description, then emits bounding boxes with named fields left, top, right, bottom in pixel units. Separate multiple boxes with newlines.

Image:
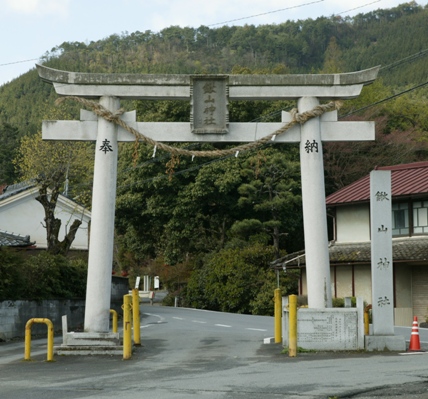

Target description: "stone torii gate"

left=37, top=64, right=379, bottom=347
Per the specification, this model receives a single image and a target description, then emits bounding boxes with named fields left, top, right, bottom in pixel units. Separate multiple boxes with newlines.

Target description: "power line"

left=335, top=0, right=381, bottom=15
left=340, top=79, right=428, bottom=118
left=0, top=58, right=39, bottom=67
left=380, top=48, right=428, bottom=72
left=207, top=0, right=324, bottom=27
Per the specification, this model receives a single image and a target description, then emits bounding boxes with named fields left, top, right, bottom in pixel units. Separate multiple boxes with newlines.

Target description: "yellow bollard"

left=274, top=288, right=282, bottom=343
left=289, top=294, right=297, bottom=357
left=132, top=288, right=141, bottom=346
left=123, top=294, right=133, bottom=360
left=110, top=309, right=118, bottom=333
left=364, top=304, right=372, bottom=335
left=24, top=318, right=54, bottom=362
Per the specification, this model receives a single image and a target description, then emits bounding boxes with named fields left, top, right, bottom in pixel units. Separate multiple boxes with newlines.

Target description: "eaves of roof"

left=271, top=237, right=428, bottom=269
left=0, top=230, right=36, bottom=247
left=0, top=182, right=91, bottom=219
left=326, top=161, right=428, bottom=206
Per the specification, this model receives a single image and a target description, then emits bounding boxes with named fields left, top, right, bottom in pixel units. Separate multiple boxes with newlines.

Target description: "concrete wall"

left=0, top=299, right=85, bottom=341
left=336, top=204, right=370, bottom=243
left=0, top=276, right=129, bottom=341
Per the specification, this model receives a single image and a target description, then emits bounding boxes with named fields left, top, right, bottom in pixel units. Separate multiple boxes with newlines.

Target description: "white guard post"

left=37, top=65, right=379, bottom=341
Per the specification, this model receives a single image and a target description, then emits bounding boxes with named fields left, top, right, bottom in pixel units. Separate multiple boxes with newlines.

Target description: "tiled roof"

left=0, top=230, right=35, bottom=247
left=0, top=180, right=36, bottom=201
left=326, top=161, right=428, bottom=206
left=271, top=237, right=428, bottom=269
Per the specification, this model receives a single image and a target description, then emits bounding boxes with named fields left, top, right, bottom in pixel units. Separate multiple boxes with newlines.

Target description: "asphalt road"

left=1, top=306, right=428, bottom=399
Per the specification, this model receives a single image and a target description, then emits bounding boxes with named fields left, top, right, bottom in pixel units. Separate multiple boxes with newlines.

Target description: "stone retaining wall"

left=0, top=275, right=129, bottom=341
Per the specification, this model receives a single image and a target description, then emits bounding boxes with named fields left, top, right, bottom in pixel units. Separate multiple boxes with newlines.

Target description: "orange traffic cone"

left=409, top=316, right=422, bottom=351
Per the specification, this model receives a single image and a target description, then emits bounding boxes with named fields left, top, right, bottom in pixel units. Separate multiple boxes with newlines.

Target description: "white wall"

left=336, top=204, right=370, bottom=243
left=0, top=188, right=90, bottom=250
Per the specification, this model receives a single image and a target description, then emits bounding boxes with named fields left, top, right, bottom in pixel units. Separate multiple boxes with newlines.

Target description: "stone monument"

left=365, top=170, right=405, bottom=351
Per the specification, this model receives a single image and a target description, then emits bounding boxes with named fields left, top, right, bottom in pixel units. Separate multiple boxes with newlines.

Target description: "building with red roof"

left=272, top=161, right=428, bottom=326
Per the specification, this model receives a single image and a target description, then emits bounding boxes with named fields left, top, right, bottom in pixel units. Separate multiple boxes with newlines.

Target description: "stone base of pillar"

left=55, top=332, right=123, bottom=356
left=364, top=335, right=406, bottom=352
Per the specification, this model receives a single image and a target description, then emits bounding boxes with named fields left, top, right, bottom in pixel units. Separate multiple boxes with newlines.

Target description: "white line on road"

left=191, top=320, right=207, bottom=324
left=246, top=328, right=267, bottom=332
left=143, top=313, right=166, bottom=323
left=215, top=324, right=232, bottom=328
left=173, top=317, right=184, bottom=320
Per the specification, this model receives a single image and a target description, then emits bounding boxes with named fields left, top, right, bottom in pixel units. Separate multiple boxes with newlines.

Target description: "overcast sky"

left=1, top=0, right=427, bottom=86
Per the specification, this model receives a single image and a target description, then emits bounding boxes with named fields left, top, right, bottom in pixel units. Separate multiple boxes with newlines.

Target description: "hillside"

left=0, top=1, right=427, bottom=139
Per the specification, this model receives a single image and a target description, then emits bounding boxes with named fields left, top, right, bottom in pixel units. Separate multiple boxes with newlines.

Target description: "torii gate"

left=37, top=65, right=379, bottom=344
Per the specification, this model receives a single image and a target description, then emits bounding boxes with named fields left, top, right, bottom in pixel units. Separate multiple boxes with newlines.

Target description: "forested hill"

left=1, top=2, right=428, bottom=305
left=0, top=1, right=427, bottom=138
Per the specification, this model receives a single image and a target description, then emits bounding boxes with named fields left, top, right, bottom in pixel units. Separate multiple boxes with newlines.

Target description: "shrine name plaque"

left=190, top=76, right=229, bottom=134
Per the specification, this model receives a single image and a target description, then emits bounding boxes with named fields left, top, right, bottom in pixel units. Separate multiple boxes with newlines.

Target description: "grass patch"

left=281, top=346, right=317, bottom=354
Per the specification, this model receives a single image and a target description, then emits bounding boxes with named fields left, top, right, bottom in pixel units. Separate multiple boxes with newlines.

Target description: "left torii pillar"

left=85, top=96, right=119, bottom=333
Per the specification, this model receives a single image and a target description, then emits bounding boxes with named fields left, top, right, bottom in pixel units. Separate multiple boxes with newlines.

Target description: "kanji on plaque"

left=191, top=76, right=229, bottom=134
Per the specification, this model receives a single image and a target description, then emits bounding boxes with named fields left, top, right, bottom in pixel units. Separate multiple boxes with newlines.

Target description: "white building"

left=0, top=181, right=90, bottom=250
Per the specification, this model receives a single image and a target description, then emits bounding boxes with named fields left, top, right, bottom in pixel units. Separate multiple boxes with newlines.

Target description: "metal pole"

left=132, top=288, right=141, bottom=346
left=289, top=295, right=298, bottom=357
left=110, top=309, right=118, bottom=333
left=123, top=294, right=132, bottom=360
left=274, top=288, right=282, bottom=343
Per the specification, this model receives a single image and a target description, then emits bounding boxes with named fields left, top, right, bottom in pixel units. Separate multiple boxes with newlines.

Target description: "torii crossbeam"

left=37, top=65, right=379, bottom=345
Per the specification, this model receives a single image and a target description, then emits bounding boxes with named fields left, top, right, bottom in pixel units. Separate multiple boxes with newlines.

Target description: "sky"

left=1, top=0, right=427, bottom=86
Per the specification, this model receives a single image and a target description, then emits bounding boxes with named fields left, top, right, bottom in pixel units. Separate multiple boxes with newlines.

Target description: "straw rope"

left=56, top=96, right=342, bottom=158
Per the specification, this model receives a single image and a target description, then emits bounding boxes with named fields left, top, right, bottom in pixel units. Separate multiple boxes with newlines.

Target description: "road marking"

left=215, top=324, right=232, bottom=328
left=192, top=320, right=207, bottom=324
left=173, top=317, right=184, bottom=320
left=246, top=328, right=267, bottom=332
left=144, top=313, right=165, bottom=323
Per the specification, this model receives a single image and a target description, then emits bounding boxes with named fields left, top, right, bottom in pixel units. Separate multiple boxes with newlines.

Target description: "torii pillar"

left=37, top=65, right=379, bottom=345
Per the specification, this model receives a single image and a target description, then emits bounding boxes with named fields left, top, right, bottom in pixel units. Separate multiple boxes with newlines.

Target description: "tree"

left=184, top=243, right=298, bottom=315
left=13, top=105, right=93, bottom=255
left=232, top=147, right=303, bottom=256
left=0, top=122, right=19, bottom=183
left=321, top=36, right=345, bottom=73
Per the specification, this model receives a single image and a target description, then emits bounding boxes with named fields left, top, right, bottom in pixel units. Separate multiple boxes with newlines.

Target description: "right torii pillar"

left=298, top=96, right=332, bottom=308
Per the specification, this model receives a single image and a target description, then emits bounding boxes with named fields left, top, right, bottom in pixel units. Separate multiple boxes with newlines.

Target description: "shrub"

left=0, top=250, right=87, bottom=301
left=0, top=248, right=26, bottom=300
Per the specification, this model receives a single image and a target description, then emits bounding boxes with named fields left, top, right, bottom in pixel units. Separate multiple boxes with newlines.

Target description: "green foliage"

left=250, top=269, right=299, bottom=316
left=0, top=249, right=87, bottom=301
left=184, top=243, right=297, bottom=315
left=332, top=297, right=357, bottom=307
left=0, top=123, right=20, bottom=183
left=0, top=248, right=26, bottom=300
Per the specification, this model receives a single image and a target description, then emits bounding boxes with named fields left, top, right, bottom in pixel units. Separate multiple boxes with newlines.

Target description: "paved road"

left=1, top=306, right=428, bottom=398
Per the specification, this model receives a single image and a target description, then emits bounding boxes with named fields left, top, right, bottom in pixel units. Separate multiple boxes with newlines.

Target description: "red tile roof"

left=326, top=161, right=428, bottom=206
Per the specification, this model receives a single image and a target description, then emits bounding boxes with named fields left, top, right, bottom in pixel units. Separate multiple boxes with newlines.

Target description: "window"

left=413, top=201, right=428, bottom=234
left=391, top=201, right=428, bottom=237
left=392, top=203, right=409, bottom=236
